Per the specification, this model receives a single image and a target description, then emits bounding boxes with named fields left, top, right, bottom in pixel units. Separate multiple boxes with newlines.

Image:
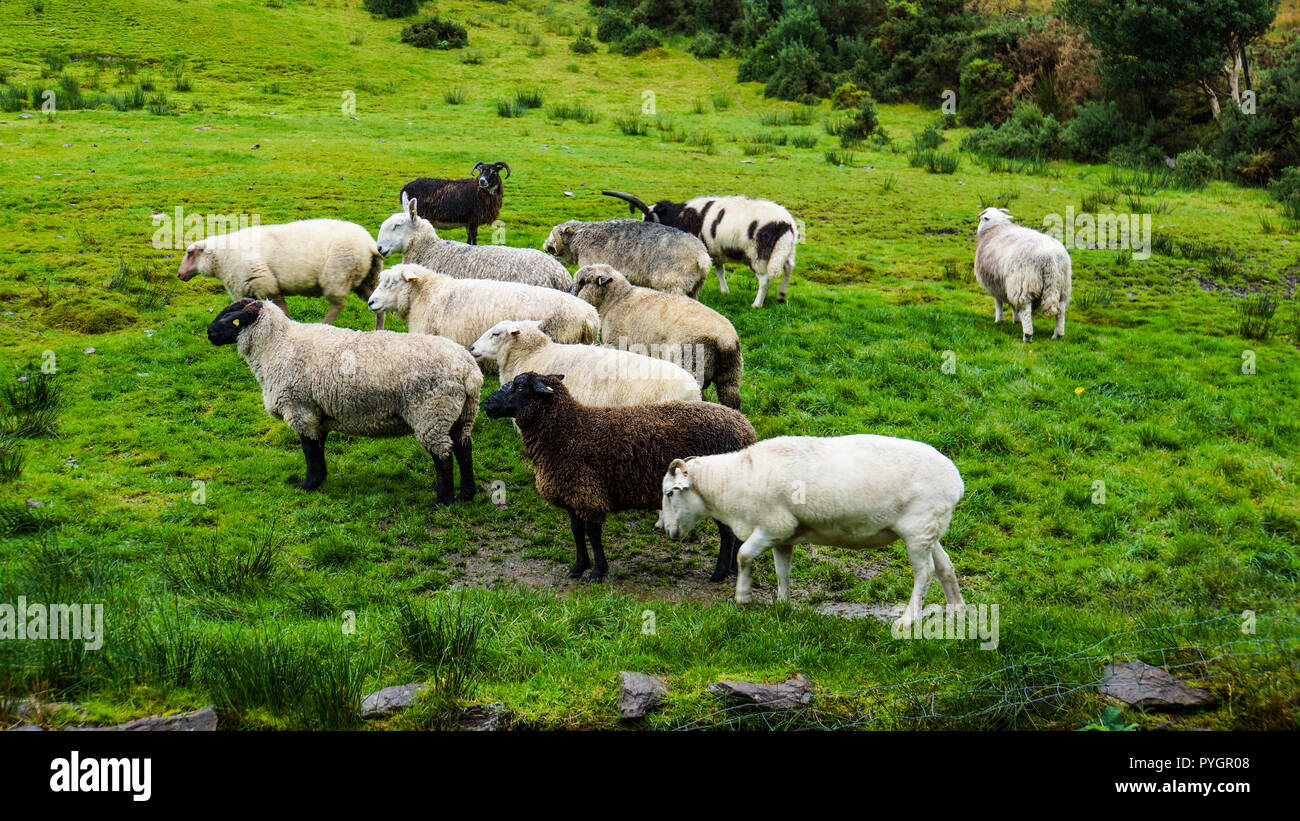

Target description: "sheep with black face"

left=399, top=161, right=510, bottom=245
left=483, top=372, right=756, bottom=583
left=207, top=298, right=481, bottom=506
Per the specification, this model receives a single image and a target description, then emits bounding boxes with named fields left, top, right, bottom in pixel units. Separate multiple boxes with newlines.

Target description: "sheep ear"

left=407, top=197, right=418, bottom=219
left=400, top=191, right=409, bottom=211
left=402, top=268, right=422, bottom=282
left=509, top=328, right=521, bottom=336
left=597, top=275, right=612, bottom=286
left=563, top=226, right=574, bottom=235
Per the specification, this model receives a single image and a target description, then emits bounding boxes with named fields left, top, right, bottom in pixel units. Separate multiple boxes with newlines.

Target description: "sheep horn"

left=472, top=161, right=487, bottom=175
left=495, top=161, right=511, bottom=179
left=602, top=190, right=657, bottom=223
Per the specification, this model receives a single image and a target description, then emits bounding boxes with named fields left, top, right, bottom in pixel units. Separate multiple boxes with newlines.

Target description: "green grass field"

left=0, top=0, right=1297, bottom=730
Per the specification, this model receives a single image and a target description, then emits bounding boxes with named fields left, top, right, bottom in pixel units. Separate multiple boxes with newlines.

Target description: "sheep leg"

left=433, top=454, right=455, bottom=506
left=772, top=544, right=794, bottom=600
left=931, top=542, right=964, bottom=607
left=299, top=433, right=328, bottom=491
left=355, top=283, right=385, bottom=330
left=751, top=273, right=771, bottom=309
left=567, top=512, right=591, bottom=579
left=714, top=263, right=729, bottom=295
left=1053, top=310, right=1066, bottom=340
left=272, top=297, right=291, bottom=318
left=709, top=521, right=738, bottom=583
left=735, top=528, right=777, bottom=604
left=776, top=261, right=794, bottom=304
left=1017, top=304, right=1034, bottom=342
left=452, top=426, right=475, bottom=502
left=993, top=298, right=1004, bottom=323
left=585, top=520, right=608, bottom=583
left=467, top=223, right=478, bottom=245
left=320, top=298, right=345, bottom=325
left=898, top=538, right=938, bottom=631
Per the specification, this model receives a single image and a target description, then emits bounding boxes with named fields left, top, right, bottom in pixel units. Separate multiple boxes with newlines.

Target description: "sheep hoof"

left=567, top=565, right=588, bottom=579
left=586, top=569, right=607, bottom=584
left=708, top=570, right=728, bottom=583
left=299, top=474, right=325, bottom=491
left=456, top=488, right=476, bottom=502
left=1022, top=334, right=1033, bottom=343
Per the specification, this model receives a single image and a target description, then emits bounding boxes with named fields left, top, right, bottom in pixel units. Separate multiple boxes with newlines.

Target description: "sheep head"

left=569, top=264, right=620, bottom=306
left=378, top=197, right=429, bottom=257
left=542, top=222, right=580, bottom=262
left=483, top=372, right=565, bottom=419
left=469, top=319, right=545, bottom=366
left=660, top=457, right=707, bottom=540
left=977, top=207, right=1014, bottom=236
left=207, top=298, right=264, bottom=346
left=367, top=263, right=429, bottom=317
left=473, top=161, right=510, bottom=196
left=177, top=240, right=209, bottom=281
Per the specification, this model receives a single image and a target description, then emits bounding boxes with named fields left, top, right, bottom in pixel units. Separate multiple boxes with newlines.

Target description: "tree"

left=1060, top=0, right=1278, bottom=120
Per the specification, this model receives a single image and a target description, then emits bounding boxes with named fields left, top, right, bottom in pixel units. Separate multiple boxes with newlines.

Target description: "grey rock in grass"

left=459, top=702, right=508, bottom=731
left=1100, top=661, right=1215, bottom=711
left=618, top=672, right=667, bottom=719
left=360, top=684, right=427, bottom=719
left=8, top=724, right=46, bottom=731
left=706, top=673, right=813, bottom=710
left=70, top=707, right=218, bottom=732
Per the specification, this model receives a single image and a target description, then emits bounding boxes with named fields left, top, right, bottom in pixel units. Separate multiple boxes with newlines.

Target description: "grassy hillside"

left=0, top=0, right=1296, bottom=730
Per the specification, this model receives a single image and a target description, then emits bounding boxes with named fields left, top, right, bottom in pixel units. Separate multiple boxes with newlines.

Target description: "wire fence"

left=671, top=613, right=1300, bottom=730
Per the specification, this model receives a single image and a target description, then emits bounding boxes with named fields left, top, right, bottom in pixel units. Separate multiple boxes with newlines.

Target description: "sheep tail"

left=1038, top=255, right=1070, bottom=318
left=713, top=340, right=743, bottom=411
left=766, top=226, right=798, bottom=277
left=357, top=250, right=383, bottom=295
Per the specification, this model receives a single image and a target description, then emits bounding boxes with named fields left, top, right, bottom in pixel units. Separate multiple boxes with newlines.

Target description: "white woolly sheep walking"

left=207, top=298, right=481, bottom=506
left=377, top=197, right=572, bottom=291
left=178, top=218, right=385, bottom=328
left=974, top=207, right=1072, bottom=342
left=469, top=320, right=701, bottom=407
left=659, top=434, right=965, bottom=631
left=367, top=264, right=599, bottom=368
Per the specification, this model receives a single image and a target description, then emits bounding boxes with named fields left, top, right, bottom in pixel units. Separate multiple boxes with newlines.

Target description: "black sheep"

left=484, top=372, right=757, bottom=583
left=399, top=161, right=509, bottom=245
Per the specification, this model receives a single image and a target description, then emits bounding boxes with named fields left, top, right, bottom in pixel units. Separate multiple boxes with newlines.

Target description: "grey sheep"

left=207, top=298, right=481, bottom=506
left=542, top=219, right=709, bottom=297
left=377, top=199, right=571, bottom=290
left=570, top=264, right=743, bottom=409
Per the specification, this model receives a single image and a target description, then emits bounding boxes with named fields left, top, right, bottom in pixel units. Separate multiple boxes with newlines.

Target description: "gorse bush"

left=962, top=101, right=1062, bottom=160
left=618, top=25, right=660, bottom=56
left=1060, top=100, right=1130, bottom=163
left=401, top=16, right=468, bottom=49
left=570, top=35, right=597, bottom=54
left=837, top=95, right=877, bottom=146
left=1175, top=147, right=1220, bottom=189
left=958, top=58, right=1014, bottom=127
left=363, top=0, right=419, bottom=18
left=689, top=32, right=725, bottom=59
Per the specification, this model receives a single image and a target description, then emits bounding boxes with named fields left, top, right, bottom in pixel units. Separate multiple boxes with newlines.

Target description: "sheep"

left=483, top=371, right=757, bottom=582
left=603, top=190, right=799, bottom=308
left=177, top=218, right=384, bottom=328
left=206, top=298, right=481, bottom=506
left=366, top=263, right=599, bottom=371
left=399, top=161, right=509, bottom=245
left=542, top=218, right=709, bottom=298
left=570, top=264, right=743, bottom=409
left=377, top=198, right=572, bottom=291
left=659, top=434, right=966, bottom=630
left=469, top=320, right=701, bottom=407
left=974, top=207, right=1072, bottom=342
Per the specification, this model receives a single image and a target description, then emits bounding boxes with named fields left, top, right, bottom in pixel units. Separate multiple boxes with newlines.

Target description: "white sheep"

left=570, top=264, right=743, bottom=409
left=206, top=298, right=482, bottom=505
left=469, top=320, right=701, bottom=407
left=367, top=264, right=599, bottom=369
left=974, top=207, right=1072, bottom=342
left=177, top=218, right=384, bottom=328
left=377, top=197, right=572, bottom=291
left=659, top=434, right=965, bottom=630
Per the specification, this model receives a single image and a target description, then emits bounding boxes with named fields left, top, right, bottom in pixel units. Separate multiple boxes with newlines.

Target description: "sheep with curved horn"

left=399, top=161, right=510, bottom=245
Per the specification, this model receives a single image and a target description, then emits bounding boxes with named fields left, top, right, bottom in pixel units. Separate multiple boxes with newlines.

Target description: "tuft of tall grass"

left=1, top=373, right=63, bottom=437
left=824, top=149, right=854, bottom=166
left=495, top=98, right=525, bottom=118
left=161, top=530, right=282, bottom=595
left=512, top=88, right=543, bottom=110
left=547, top=102, right=597, bottom=123
left=1238, top=293, right=1279, bottom=340
left=615, top=115, right=648, bottom=136
left=443, top=87, right=467, bottom=105
left=909, top=149, right=959, bottom=174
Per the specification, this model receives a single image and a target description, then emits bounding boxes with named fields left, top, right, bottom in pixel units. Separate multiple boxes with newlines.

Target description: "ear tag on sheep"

left=232, top=319, right=239, bottom=326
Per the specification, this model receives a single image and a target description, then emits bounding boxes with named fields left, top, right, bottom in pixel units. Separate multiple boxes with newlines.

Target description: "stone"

left=618, top=672, right=667, bottom=719
left=1100, top=661, right=1215, bottom=711
left=706, top=673, right=813, bottom=710
left=360, top=683, right=427, bottom=719
left=459, top=702, right=508, bottom=731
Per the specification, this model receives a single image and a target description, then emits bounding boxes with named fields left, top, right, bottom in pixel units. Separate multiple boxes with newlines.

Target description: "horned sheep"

left=974, top=207, right=1072, bottom=342
left=206, top=298, right=481, bottom=506
left=542, top=218, right=709, bottom=297
left=377, top=198, right=572, bottom=291
left=484, top=372, right=757, bottom=582
left=660, top=434, right=966, bottom=630
left=469, top=320, right=701, bottom=407
left=399, top=161, right=509, bottom=245
left=177, top=218, right=384, bottom=327
left=570, top=264, right=743, bottom=409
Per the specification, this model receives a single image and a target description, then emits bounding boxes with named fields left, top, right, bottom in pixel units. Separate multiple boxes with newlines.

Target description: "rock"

left=618, top=672, right=667, bottom=719
left=360, top=683, right=427, bottom=719
left=8, top=724, right=45, bottom=731
left=459, top=702, right=508, bottom=731
left=83, top=347, right=97, bottom=354
left=71, top=707, right=218, bottom=732
left=25, top=499, right=42, bottom=509
left=1100, top=661, right=1215, bottom=711
left=706, top=674, right=813, bottom=710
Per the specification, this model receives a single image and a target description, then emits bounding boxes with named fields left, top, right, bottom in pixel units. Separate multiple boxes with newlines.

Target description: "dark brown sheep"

left=399, top=161, right=509, bottom=245
left=484, top=372, right=757, bottom=582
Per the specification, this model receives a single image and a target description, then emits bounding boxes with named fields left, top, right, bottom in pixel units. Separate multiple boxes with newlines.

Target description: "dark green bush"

left=962, top=101, right=1062, bottom=160
left=1266, top=166, right=1300, bottom=203
left=570, top=36, right=597, bottom=55
left=689, top=32, right=726, bottom=59
left=595, top=10, right=632, bottom=44
left=838, top=95, right=878, bottom=146
left=1175, top=147, right=1220, bottom=188
left=1061, top=100, right=1131, bottom=163
left=765, top=41, right=830, bottom=102
left=618, top=25, right=660, bottom=56
left=363, top=0, right=419, bottom=19
left=957, top=58, right=1013, bottom=127
left=401, top=16, right=468, bottom=49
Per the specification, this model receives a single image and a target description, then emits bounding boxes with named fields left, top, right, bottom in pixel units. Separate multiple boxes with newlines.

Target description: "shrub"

left=1267, top=166, right=1300, bottom=203
left=837, top=95, right=877, bottom=146
left=401, top=16, right=468, bottom=50
left=689, top=32, right=726, bottom=59
left=766, top=41, right=830, bottom=102
left=958, top=58, right=1014, bottom=127
left=595, top=10, right=631, bottom=44
left=830, top=82, right=869, bottom=110
left=1060, top=100, right=1130, bottom=163
left=1175, top=147, right=1220, bottom=188
left=618, top=25, right=661, bottom=57
left=363, top=0, right=419, bottom=19
left=570, top=36, right=596, bottom=54
left=962, top=101, right=1062, bottom=160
